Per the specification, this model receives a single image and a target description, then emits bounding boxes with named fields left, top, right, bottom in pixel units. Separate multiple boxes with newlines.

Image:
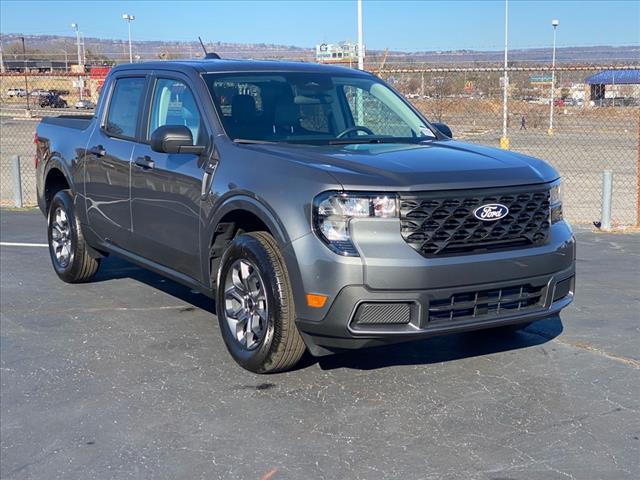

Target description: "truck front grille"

left=428, top=282, right=546, bottom=323
left=399, top=185, right=551, bottom=257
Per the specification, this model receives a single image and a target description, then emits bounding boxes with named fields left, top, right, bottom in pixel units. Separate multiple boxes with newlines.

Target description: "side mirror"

left=150, top=125, right=205, bottom=154
left=432, top=122, right=452, bottom=138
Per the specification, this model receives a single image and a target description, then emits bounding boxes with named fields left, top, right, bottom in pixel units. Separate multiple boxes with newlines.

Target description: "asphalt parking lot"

left=1, top=209, right=639, bottom=480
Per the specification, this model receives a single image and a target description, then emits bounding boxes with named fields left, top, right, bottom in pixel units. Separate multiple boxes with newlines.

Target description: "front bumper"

left=284, top=219, right=575, bottom=357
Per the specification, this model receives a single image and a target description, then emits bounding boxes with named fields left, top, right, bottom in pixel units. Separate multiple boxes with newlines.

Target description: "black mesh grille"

left=353, top=303, right=412, bottom=325
left=400, top=186, right=551, bottom=257
left=428, top=283, right=546, bottom=323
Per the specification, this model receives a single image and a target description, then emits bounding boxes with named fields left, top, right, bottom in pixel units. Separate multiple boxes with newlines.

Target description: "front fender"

left=200, top=192, right=300, bottom=289
left=205, top=192, right=291, bottom=246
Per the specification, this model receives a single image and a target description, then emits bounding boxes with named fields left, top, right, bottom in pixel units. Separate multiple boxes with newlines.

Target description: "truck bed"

left=40, top=115, right=94, bottom=131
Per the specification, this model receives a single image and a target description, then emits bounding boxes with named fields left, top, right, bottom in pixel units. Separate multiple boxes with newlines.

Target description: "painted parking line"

left=0, top=242, right=48, bottom=247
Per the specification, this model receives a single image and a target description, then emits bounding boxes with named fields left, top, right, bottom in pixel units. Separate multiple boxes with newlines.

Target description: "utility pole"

left=20, top=37, right=30, bottom=111
left=59, top=49, right=68, bottom=72
left=71, top=23, right=83, bottom=70
left=71, top=23, right=84, bottom=100
left=0, top=42, right=5, bottom=74
left=81, top=33, right=86, bottom=67
left=356, top=0, right=365, bottom=124
left=500, top=0, right=509, bottom=149
left=357, top=0, right=364, bottom=70
left=548, top=19, right=559, bottom=135
left=122, top=14, right=135, bottom=63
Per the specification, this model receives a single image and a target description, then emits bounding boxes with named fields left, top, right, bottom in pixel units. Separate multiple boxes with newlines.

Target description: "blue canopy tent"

left=585, top=70, right=640, bottom=101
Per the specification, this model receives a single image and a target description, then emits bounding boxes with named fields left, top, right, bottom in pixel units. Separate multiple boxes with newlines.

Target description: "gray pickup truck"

left=36, top=59, right=575, bottom=373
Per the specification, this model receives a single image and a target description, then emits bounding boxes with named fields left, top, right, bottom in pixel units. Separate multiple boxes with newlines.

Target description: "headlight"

left=549, top=179, right=563, bottom=223
left=313, top=192, right=399, bottom=256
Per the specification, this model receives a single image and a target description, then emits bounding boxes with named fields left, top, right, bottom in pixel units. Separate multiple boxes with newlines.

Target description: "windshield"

left=202, top=72, right=436, bottom=144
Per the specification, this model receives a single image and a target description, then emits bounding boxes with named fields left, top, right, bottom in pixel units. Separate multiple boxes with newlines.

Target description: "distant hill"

left=1, top=33, right=638, bottom=67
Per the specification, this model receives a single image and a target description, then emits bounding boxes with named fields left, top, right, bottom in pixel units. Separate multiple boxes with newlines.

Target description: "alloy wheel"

left=50, top=207, right=72, bottom=268
left=223, top=259, right=269, bottom=350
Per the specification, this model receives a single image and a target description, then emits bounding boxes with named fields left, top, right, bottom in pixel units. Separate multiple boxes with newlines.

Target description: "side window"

left=104, top=77, right=146, bottom=138
left=148, top=78, right=203, bottom=145
left=342, top=85, right=413, bottom=137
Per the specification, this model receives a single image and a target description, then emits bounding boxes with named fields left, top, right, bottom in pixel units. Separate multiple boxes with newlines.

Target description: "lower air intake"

left=353, top=303, right=412, bottom=325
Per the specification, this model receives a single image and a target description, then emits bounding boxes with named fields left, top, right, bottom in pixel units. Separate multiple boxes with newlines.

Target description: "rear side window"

left=104, top=77, right=146, bottom=138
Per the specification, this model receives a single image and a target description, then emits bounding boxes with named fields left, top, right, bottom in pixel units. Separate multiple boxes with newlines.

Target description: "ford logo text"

left=473, top=203, right=509, bottom=221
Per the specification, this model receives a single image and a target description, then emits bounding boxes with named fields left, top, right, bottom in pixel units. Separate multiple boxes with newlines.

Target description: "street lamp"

left=500, top=0, right=509, bottom=150
left=122, top=13, right=135, bottom=63
left=71, top=23, right=83, bottom=70
left=357, top=0, right=364, bottom=70
left=58, top=49, right=68, bottom=72
left=548, top=19, right=559, bottom=136
left=355, top=0, right=365, bottom=125
left=71, top=23, right=83, bottom=100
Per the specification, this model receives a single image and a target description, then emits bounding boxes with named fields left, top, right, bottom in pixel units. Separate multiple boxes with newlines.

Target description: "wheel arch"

left=43, top=165, right=71, bottom=214
left=204, top=195, right=291, bottom=290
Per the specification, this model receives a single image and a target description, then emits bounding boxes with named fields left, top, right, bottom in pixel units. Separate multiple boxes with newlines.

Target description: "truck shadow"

left=92, top=256, right=215, bottom=313
left=94, top=256, right=563, bottom=372
left=312, top=317, right=563, bottom=371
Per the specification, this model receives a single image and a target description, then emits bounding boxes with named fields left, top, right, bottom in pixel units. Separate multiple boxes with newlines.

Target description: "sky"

left=1, top=0, right=638, bottom=52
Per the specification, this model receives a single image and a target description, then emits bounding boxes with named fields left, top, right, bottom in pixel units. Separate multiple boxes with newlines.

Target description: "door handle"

left=88, top=145, right=106, bottom=157
left=134, top=155, right=155, bottom=170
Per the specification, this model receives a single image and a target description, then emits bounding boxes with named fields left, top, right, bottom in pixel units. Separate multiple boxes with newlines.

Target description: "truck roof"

left=111, top=58, right=372, bottom=76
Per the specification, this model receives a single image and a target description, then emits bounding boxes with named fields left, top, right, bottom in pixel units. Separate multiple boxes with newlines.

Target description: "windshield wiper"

left=328, top=137, right=420, bottom=145
left=233, top=138, right=281, bottom=145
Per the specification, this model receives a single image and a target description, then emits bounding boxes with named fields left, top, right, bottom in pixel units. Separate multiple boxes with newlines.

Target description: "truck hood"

left=249, top=139, right=559, bottom=191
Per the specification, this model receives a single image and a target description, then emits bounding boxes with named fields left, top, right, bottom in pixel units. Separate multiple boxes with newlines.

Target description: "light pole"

left=0, top=43, right=5, bottom=74
left=81, top=32, right=86, bottom=67
left=355, top=0, right=364, bottom=125
left=500, top=0, right=509, bottom=150
left=548, top=19, right=559, bottom=136
left=122, top=14, right=135, bottom=63
left=20, top=37, right=30, bottom=111
left=71, top=23, right=83, bottom=100
left=356, top=0, right=364, bottom=70
left=58, top=49, right=68, bottom=72
left=71, top=23, right=83, bottom=70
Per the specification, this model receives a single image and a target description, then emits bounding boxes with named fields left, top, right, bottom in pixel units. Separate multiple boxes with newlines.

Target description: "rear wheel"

left=47, top=189, right=100, bottom=283
left=216, top=231, right=306, bottom=373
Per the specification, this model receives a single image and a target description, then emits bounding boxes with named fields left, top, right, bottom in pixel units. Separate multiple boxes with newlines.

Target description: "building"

left=584, top=69, right=640, bottom=106
left=315, top=41, right=363, bottom=64
left=2, top=59, right=68, bottom=72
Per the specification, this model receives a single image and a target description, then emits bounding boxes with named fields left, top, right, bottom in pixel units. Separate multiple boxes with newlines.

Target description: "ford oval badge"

left=473, top=203, right=509, bottom=221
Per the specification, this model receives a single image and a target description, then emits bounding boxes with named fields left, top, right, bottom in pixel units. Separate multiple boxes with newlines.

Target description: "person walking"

left=520, top=114, right=526, bottom=130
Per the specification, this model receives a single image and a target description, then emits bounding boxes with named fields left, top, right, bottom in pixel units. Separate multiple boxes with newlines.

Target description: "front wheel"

left=47, top=190, right=100, bottom=283
left=216, top=231, right=306, bottom=373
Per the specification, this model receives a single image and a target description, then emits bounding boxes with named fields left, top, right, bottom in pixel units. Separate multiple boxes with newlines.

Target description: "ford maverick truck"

left=36, top=59, right=575, bottom=373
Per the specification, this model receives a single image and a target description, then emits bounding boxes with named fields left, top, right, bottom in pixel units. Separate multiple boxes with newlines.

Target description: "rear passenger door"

left=129, top=73, right=210, bottom=281
left=84, top=74, right=147, bottom=248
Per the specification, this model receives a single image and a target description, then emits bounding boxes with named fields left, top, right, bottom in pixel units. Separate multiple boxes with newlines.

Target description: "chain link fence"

left=0, top=71, right=102, bottom=207
left=381, top=66, right=640, bottom=226
left=1, top=65, right=639, bottom=226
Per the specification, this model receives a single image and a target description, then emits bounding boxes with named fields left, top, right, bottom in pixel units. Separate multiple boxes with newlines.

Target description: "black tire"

left=216, top=231, right=306, bottom=373
left=47, top=189, right=100, bottom=283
